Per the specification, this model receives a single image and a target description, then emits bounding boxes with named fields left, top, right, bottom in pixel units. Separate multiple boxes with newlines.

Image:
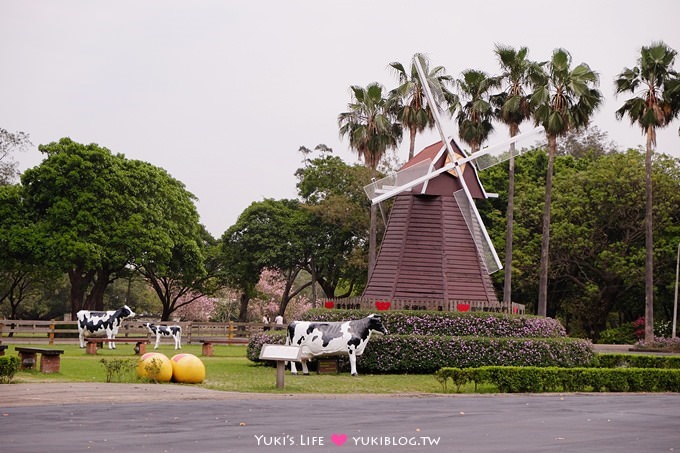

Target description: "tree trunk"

left=161, top=298, right=173, bottom=321
left=644, top=127, right=655, bottom=342
left=238, top=292, right=250, bottom=322
left=86, top=269, right=111, bottom=311
left=537, top=134, right=557, bottom=317
left=502, top=149, right=516, bottom=309
left=68, top=267, right=94, bottom=319
left=408, top=126, right=417, bottom=161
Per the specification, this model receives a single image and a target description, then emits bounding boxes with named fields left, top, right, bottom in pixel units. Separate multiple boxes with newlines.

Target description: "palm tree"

left=389, top=53, right=457, bottom=160
left=455, top=69, right=501, bottom=152
left=338, top=82, right=403, bottom=277
left=615, top=42, right=680, bottom=342
left=492, top=44, right=538, bottom=310
left=530, top=48, right=602, bottom=317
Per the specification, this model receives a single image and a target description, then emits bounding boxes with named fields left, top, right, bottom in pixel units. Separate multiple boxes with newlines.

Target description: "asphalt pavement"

left=1, top=390, right=678, bottom=453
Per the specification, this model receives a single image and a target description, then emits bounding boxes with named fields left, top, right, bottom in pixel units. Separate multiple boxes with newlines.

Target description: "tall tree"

left=221, top=199, right=315, bottom=319
left=456, top=69, right=500, bottom=152
left=530, top=48, right=602, bottom=317
left=130, top=158, right=209, bottom=321
left=21, top=138, right=203, bottom=317
left=295, top=146, right=372, bottom=298
left=338, top=83, right=402, bottom=277
left=492, top=44, right=538, bottom=309
left=0, top=128, right=31, bottom=185
left=0, top=184, right=59, bottom=319
left=389, top=53, right=457, bottom=160
left=615, top=41, right=680, bottom=342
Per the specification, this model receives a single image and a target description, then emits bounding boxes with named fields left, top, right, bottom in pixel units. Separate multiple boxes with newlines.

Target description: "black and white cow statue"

left=286, top=314, right=387, bottom=376
left=77, top=305, right=136, bottom=349
left=145, top=323, right=182, bottom=350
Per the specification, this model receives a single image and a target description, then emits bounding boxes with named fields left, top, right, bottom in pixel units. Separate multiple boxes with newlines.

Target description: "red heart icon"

left=330, top=433, right=347, bottom=446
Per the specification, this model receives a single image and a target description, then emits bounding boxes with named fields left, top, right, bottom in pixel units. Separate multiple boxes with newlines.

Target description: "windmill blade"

left=414, top=56, right=503, bottom=274
left=364, top=158, right=434, bottom=203
left=469, top=127, right=545, bottom=171
left=454, top=190, right=502, bottom=274
left=413, top=56, right=457, bottom=163
left=365, top=157, right=467, bottom=205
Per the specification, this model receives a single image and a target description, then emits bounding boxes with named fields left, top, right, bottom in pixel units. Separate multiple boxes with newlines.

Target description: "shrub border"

left=436, top=366, right=680, bottom=393
left=247, top=332, right=594, bottom=373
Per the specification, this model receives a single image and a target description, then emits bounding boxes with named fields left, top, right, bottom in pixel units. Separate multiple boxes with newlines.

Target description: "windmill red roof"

left=401, top=139, right=487, bottom=199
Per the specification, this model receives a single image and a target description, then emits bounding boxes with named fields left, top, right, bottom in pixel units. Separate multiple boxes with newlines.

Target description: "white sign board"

left=259, top=344, right=302, bottom=362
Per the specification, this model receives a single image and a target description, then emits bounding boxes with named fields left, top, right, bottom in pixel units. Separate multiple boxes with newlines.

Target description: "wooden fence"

left=0, top=320, right=279, bottom=345
left=321, top=297, right=525, bottom=314
left=0, top=300, right=526, bottom=345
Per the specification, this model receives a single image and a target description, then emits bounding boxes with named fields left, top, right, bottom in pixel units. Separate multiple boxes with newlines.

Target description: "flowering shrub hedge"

left=247, top=331, right=286, bottom=362
left=435, top=366, right=680, bottom=393
left=358, top=336, right=594, bottom=373
left=247, top=331, right=594, bottom=373
left=299, top=309, right=566, bottom=338
left=634, top=336, right=680, bottom=353
left=595, top=353, right=680, bottom=369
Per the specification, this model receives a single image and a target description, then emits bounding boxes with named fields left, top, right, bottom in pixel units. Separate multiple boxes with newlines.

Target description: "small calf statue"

left=77, top=305, right=136, bottom=349
left=145, top=323, right=182, bottom=350
left=286, top=314, right=387, bottom=376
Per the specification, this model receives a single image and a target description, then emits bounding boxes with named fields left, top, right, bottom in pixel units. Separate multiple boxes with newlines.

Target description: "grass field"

left=7, top=343, right=477, bottom=394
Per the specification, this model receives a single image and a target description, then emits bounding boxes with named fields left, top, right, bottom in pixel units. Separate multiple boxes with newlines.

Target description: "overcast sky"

left=2, top=0, right=679, bottom=237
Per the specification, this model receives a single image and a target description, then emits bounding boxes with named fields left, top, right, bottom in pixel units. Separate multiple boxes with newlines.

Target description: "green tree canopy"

left=615, top=41, right=680, bottom=341
left=338, top=82, right=403, bottom=277
left=479, top=149, right=680, bottom=339
left=21, top=138, right=203, bottom=317
left=529, top=48, right=602, bottom=317
left=455, top=69, right=500, bottom=152
left=295, top=146, right=372, bottom=297
left=0, top=128, right=31, bottom=185
left=221, top=199, right=316, bottom=319
left=389, top=53, right=457, bottom=160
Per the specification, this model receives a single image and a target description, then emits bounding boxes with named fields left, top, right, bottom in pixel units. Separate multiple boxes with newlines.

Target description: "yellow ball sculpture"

left=136, top=352, right=173, bottom=382
left=171, top=353, right=206, bottom=384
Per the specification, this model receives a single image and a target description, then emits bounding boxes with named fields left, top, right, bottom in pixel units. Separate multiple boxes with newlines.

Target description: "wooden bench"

left=85, top=338, right=150, bottom=355
left=198, top=338, right=249, bottom=356
left=15, top=346, right=65, bottom=373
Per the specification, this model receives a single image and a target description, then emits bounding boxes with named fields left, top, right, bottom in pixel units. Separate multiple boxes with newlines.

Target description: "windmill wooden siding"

left=363, top=194, right=499, bottom=304
left=361, top=139, right=500, bottom=308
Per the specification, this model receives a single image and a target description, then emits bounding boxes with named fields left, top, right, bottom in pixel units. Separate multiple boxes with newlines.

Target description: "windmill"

left=361, top=56, right=543, bottom=311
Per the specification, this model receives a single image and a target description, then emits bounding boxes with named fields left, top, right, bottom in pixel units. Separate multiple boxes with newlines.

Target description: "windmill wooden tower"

left=362, top=138, right=500, bottom=309
left=361, top=56, right=542, bottom=311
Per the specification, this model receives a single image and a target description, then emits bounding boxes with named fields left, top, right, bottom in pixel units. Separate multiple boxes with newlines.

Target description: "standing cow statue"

left=145, top=323, right=182, bottom=350
left=77, top=305, right=136, bottom=349
left=286, top=314, right=387, bottom=376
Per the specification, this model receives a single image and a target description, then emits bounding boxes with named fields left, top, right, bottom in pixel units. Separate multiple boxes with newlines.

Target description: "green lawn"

left=7, top=343, right=467, bottom=394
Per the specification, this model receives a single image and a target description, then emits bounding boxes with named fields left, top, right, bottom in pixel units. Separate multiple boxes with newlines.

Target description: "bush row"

left=247, top=330, right=286, bottom=362
left=0, top=356, right=20, bottom=384
left=247, top=332, right=594, bottom=374
left=435, top=366, right=680, bottom=393
left=594, top=354, right=680, bottom=369
left=359, top=336, right=594, bottom=373
left=300, top=309, right=567, bottom=338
